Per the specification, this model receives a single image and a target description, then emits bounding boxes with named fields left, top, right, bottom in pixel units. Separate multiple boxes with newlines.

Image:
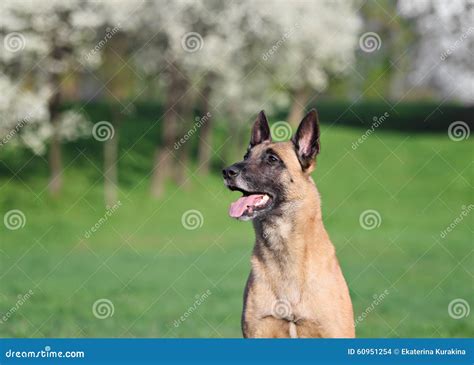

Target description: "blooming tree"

left=250, top=0, right=362, bottom=125
left=132, top=0, right=242, bottom=194
left=0, top=75, right=49, bottom=153
left=398, top=0, right=473, bottom=104
left=0, top=0, right=108, bottom=195
left=131, top=0, right=362, bottom=192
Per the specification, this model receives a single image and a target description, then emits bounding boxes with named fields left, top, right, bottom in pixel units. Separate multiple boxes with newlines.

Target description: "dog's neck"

left=251, top=182, right=328, bottom=299
left=252, top=181, right=325, bottom=256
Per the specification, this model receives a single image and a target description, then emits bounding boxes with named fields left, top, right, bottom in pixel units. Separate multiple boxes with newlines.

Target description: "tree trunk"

left=287, top=87, right=311, bottom=127
left=223, top=106, right=242, bottom=166
left=48, top=72, right=62, bottom=197
left=172, top=116, right=191, bottom=187
left=104, top=110, right=121, bottom=207
left=171, top=88, right=194, bottom=188
left=150, top=117, right=176, bottom=198
left=150, top=64, right=182, bottom=198
left=197, top=81, right=213, bottom=174
left=48, top=125, right=62, bottom=197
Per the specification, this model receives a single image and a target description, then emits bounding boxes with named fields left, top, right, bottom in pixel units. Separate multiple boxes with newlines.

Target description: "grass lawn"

left=0, top=125, right=472, bottom=338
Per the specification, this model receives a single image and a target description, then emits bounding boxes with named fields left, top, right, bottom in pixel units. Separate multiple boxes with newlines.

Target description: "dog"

left=222, top=109, right=355, bottom=338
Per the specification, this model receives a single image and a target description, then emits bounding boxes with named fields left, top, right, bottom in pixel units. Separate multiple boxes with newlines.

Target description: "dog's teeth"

left=255, top=195, right=269, bottom=206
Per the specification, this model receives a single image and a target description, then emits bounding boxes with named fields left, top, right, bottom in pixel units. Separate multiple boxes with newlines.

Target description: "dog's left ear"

left=292, top=109, right=320, bottom=171
left=249, top=110, right=271, bottom=147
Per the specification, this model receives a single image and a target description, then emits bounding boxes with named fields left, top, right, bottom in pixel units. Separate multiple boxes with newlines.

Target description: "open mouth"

left=227, top=187, right=273, bottom=219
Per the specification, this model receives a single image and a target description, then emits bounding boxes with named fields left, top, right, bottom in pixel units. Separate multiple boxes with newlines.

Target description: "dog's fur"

left=223, top=109, right=354, bottom=338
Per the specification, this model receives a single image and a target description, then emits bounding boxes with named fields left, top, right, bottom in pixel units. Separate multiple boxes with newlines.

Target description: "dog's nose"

left=222, top=166, right=240, bottom=179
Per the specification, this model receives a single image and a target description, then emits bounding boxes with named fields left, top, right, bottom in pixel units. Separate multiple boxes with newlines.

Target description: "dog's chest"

left=253, top=260, right=304, bottom=315
left=252, top=247, right=319, bottom=322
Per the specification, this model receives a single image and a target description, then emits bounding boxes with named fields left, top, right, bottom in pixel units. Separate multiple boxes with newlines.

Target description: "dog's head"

left=223, top=109, right=320, bottom=221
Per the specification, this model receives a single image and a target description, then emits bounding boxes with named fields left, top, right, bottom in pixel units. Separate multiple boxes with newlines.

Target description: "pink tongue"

left=229, top=194, right=264, bottom=218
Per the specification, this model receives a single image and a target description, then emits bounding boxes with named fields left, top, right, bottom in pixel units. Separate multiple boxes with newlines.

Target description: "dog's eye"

left=267, top=154, right=279, bottom=163
left=243, top=152, right=250, bottom=161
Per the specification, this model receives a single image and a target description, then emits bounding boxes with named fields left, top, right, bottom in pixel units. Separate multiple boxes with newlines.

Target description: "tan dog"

left=223, top=109, right=354, bottom=338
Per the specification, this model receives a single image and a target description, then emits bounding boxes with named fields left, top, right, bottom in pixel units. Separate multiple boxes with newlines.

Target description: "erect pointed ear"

left=292, top=109, right=320, bottom=171
left=249, top=110, right=271, bottom=147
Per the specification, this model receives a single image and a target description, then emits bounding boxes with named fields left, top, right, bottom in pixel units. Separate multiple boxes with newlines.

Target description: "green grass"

left=0, top=125, right=472, bottom=338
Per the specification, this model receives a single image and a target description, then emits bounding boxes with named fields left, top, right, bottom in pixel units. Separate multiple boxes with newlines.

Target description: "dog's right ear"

left=292, top=109, right=320, bottom=172
left=249, top=110, right=271, bottom=147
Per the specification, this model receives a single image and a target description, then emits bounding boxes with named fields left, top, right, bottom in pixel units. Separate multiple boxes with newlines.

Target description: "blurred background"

left=0, top=0, right=472, bottom=337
